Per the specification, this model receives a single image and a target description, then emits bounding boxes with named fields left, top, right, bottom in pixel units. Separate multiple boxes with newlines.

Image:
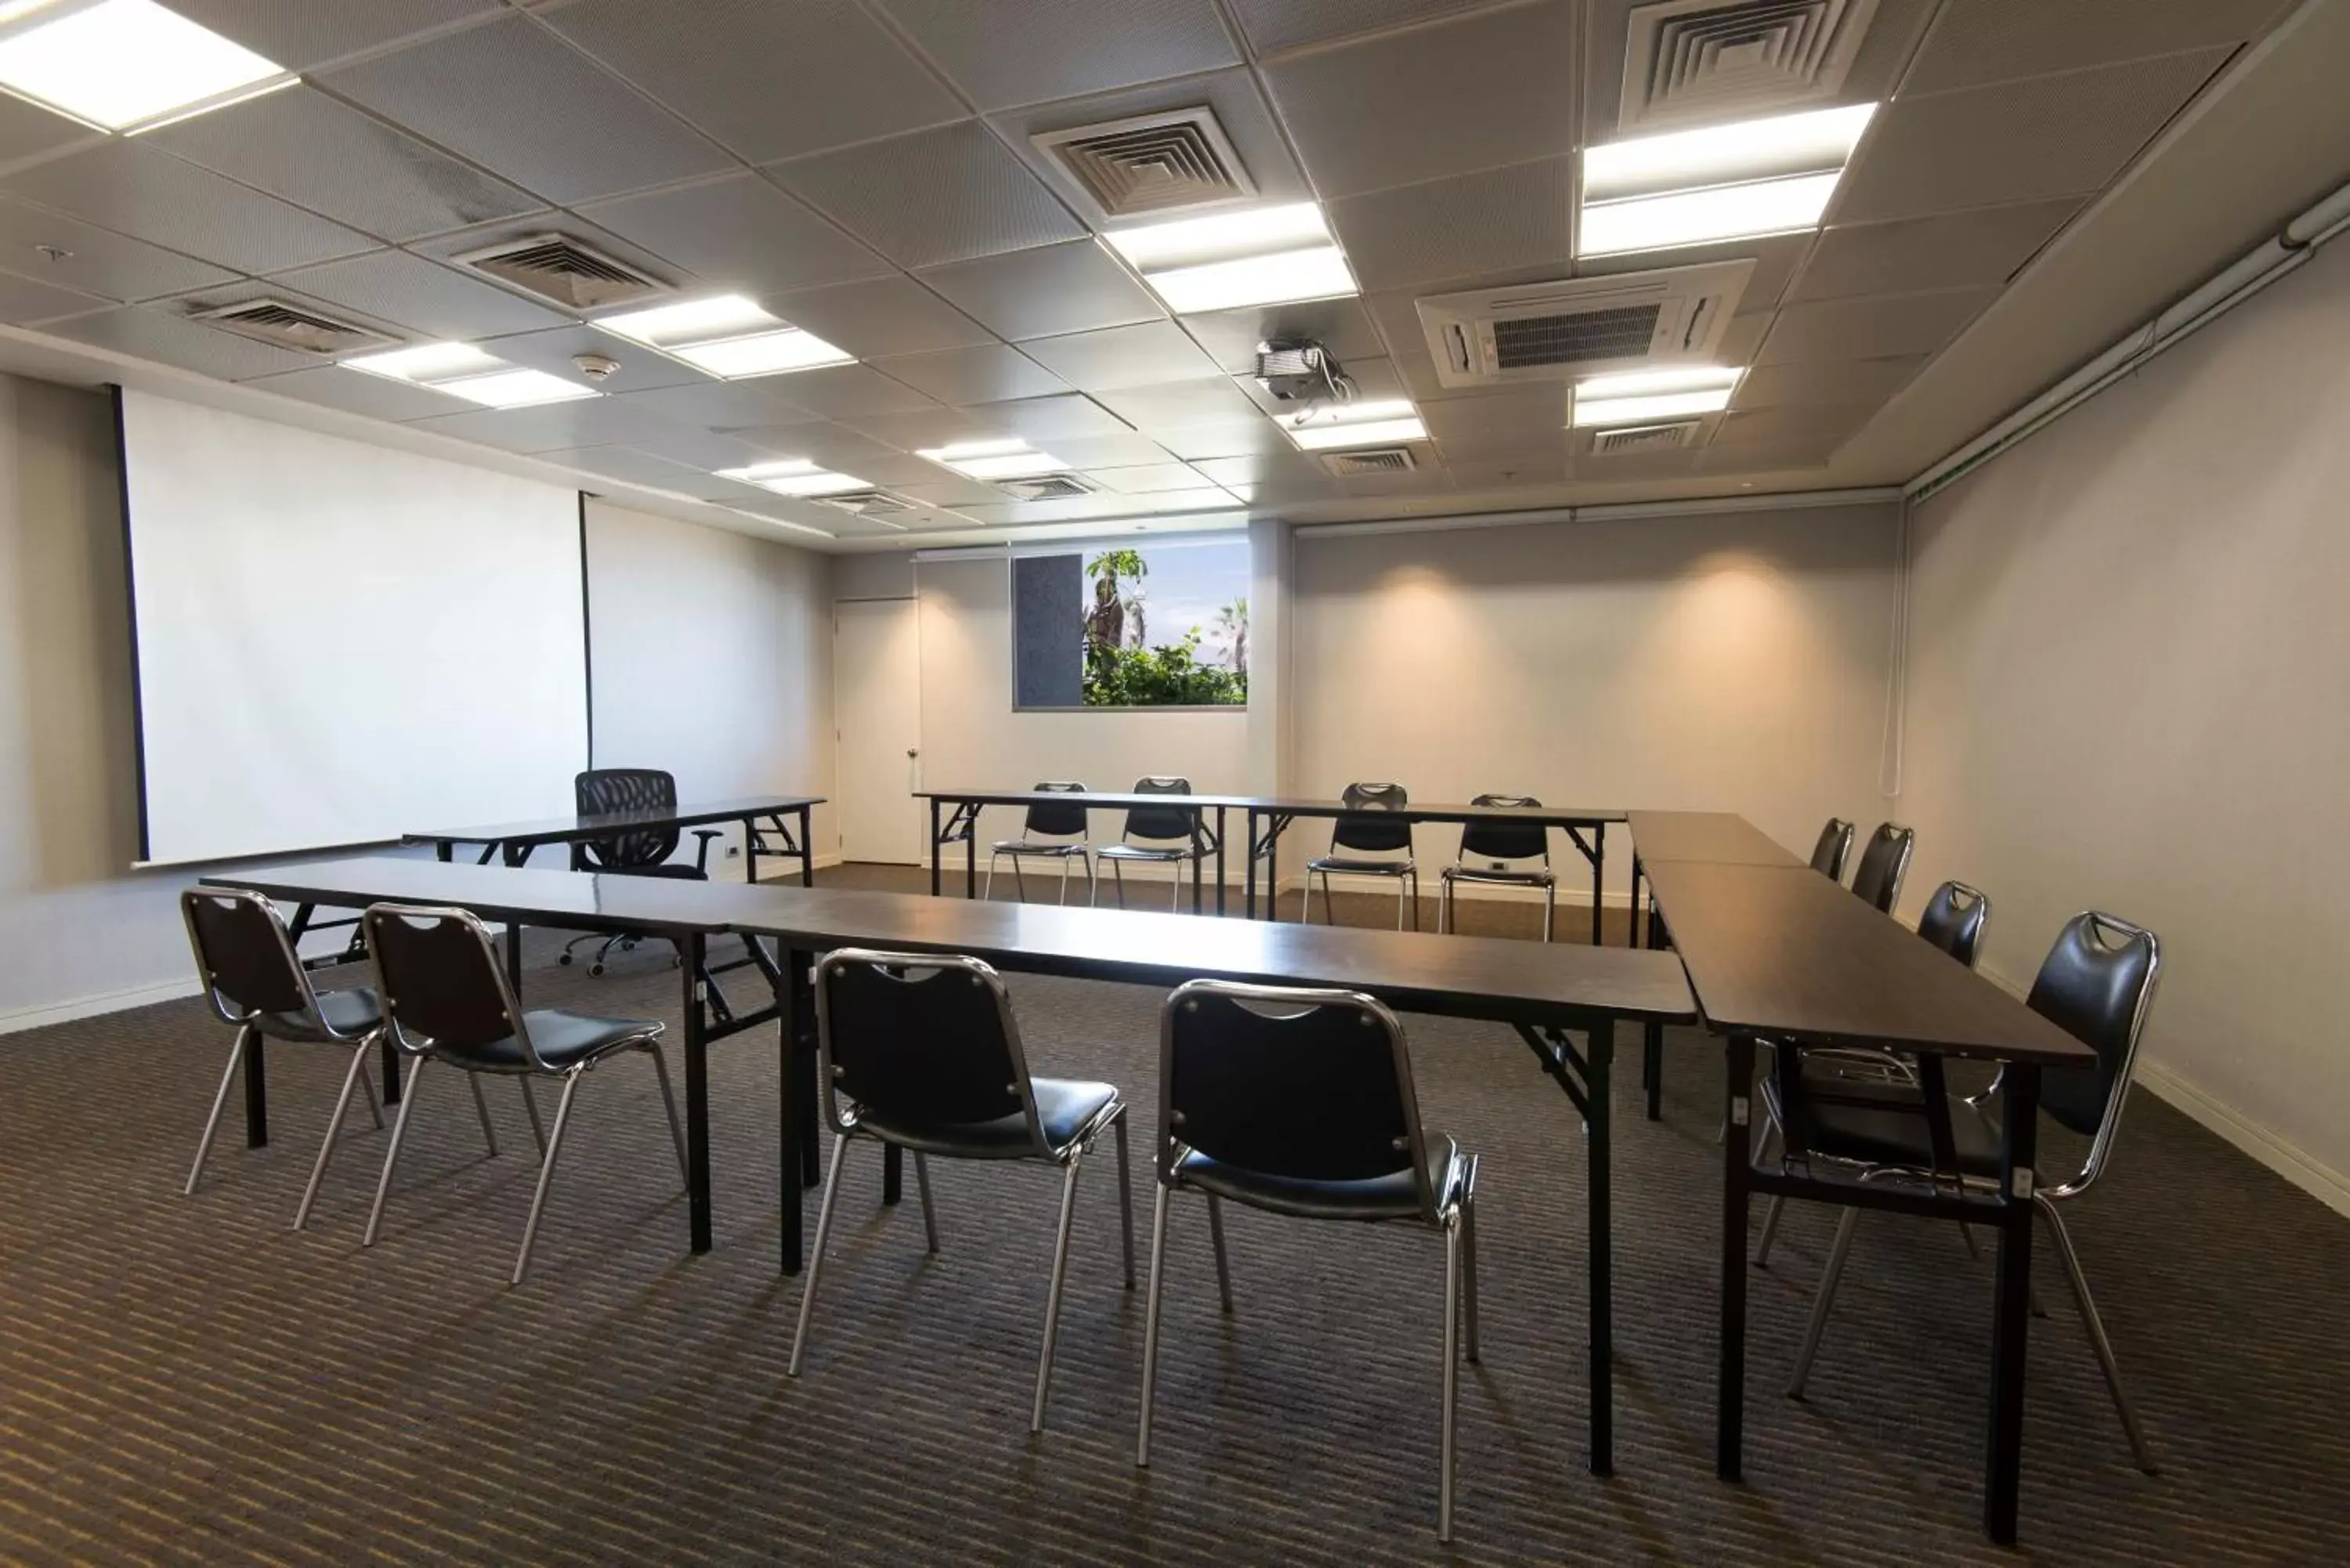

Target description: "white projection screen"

left=118, top=389, right=589, bottom=865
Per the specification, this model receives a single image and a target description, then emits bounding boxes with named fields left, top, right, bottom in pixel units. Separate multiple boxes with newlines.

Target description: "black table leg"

left=1215, top=806, right=1227, bottom=916
left=779, top=945, right=808, bottom=1274
left=929, top=797, right=942, bottom=896
left=380, top=1038, right=401, bottom=1106
left=1717, top=1032, right=1756, bottom=1480
left=1985, top=1063, right=2042, bottom=1544
left=883, top=1144, right=904, bottom=1205
left=1191, top=816, right=1204, bottom=913
left=794, top=950, right=819, bottom=1187
left=1643, top=891, right=1664, bottom=1120
left=1588, top=1016, right=1615, bottom=1476
left=435, top=840, right=453, bottom=863
left=966, top=805, right=978, bottom=899
left=504, top=922, right=523, bottom=999
left=799, top=805, right=814, bottom=887
left=1627, top=855, right=1643, bottom=949
left=242, top=1031, right=268, bottom=1147
left=745, top=814, right=758, bottom=887
left=1244, top=808, right=1257, bottom=919
left=683, top=930, right=712, bottom=1255
left=1591, top=823, right=1605, bottom=946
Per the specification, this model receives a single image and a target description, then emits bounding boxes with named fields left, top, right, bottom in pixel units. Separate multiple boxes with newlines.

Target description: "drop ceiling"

left=0, top=0, right=2334, bottom=551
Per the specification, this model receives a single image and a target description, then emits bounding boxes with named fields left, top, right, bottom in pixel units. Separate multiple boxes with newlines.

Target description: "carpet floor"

left=1, top=865, right=2344, bottom=1565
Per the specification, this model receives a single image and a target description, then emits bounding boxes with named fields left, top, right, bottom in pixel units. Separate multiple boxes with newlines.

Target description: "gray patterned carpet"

left=1, top=865, right=2344, bottom=1565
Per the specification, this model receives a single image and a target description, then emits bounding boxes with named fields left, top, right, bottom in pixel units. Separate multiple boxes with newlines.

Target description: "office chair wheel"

left=588, top=962, right=606, bottom=977
left=558, top=952, right=574, bottom=966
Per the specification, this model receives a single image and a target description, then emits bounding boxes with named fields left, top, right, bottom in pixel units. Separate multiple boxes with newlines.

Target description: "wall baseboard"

left=2134, top=1058, right=2350, bottom=1219
left=1, top=974, right=202, bottom=1035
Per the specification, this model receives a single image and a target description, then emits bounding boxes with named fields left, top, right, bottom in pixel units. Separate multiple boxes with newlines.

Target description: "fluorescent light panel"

left=1578, top=103, right=1875, bottom=257
left=345, top=341, right=597, bottom=408
left=594, top=293, right=853, bottom=378
left=0, top=0, right=291, bottom=132
left=718, top=459, right=871, bottom=497
left=1289, top=416, right=1427, bottom=450
left=1579, top=172, right=1841, bottom=257
left=436, top=368, right=598, bottom=409
left=916, top=439, right=1065, bottom=480
left=1571, top=388, right=1732, bottom=427
left=1575, top=366, right=1742, bottom=399
left=1106, top=201, right=1358, bottom=313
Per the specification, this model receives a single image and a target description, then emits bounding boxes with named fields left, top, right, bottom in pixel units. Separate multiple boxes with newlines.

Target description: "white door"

left=833, top=598, right=924, bottom=863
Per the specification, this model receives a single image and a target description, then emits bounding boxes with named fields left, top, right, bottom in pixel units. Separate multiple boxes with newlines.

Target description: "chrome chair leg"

left=185, top=1024, right=251, bottom=1196
left=1058, top=852, right=1071, bottom=905
left=647, top=1046, right=688, bottom=1186
left=1320, top=869, right=1336, bottom=927
left=1788, top=1205, right=1860, bottom=1397
left=1396, top=872, right=1409, bottom=931
left=359, top=1057, right=385, bottom=1129
left=294, top=1037, right=375, bottom=1231
left=1206, top=1193, right=1234, bottom=1312
left=1031, top=1153, right=1085, bottom=1433
left=1755, top=1194, right=1788, bottom=1267
left=1170, top=863, right=1182, bottom=913
left=511, top=1069, right=581, bottom=1285
left=519, top=1077, right=546, bottom=1158
left=913, top=1151, right=939, bottom=1253
left=1541, top=882, right=1556, bottom=943
left=364, top=1058, right=428, bottom=1248
left=789, top=1133, right=853, bottom=1377
left=1013, top=857, right=1029, bottom=901
left=2039, top=1197, right=2157, bottom=1473
left=1112, top=1111, right=1136, bottom=1288
left=983, top=851, right=1000, bottom=903
left=468, top=1071, right=499, bottom=1157
left=1441, top=1212, right=1462, bottom=1543
left=1438, top=875, right=1454, bottom=934
left=1407, top=867, right=1421, bottom=931
left=1136, top=1181, right=1173, bottom=1467
left=1102, top=858, right=1119, bottom=908
left=1460, top=1193, right=1481, bottom=1364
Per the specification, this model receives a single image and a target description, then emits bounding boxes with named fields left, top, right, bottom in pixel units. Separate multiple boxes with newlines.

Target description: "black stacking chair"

left=1094, top=775, right=1202, bottom=911
left=1137, top=980, right=1480, bottom=1541
left=180, top=887, right=387, bottom=1230
left=1777, top=911, right=2162, bottom=1473
left=1847, top=822, right=1915, bottom=913
left=562, top=768, right=718, bottom=974
left=792, top=949, right=1133, bottom=1433
left=1810, top=817, right=1856, bottom=880
left=1302, top=782, right=1418, bottom=929
left=1438, top=793, right=1556, bottom=941
left=361, top=904, right=686, bottom=1286
left=984, top=781, right=1096, bottom=905
left=1754, top=880, right=1992, bottom=1266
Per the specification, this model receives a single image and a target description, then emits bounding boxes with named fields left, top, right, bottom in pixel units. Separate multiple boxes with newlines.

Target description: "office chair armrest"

left=689, top=828, right=723, bottom=874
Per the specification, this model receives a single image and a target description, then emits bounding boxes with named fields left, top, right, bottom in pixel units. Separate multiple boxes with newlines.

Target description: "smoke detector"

left=572, top=352, right=621, bottom=382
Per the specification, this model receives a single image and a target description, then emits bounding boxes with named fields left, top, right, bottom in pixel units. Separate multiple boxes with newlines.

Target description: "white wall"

left=1289, top=504, right=1903, bottom=899
left=1900, top=231, right=2350, bottom=1211
left=584, top=497, right=834, bottom=875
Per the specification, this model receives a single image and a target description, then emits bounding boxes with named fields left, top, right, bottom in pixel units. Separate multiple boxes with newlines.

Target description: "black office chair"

left=180, top=887, right=387, bottom=1230
left=1810, top=818, right=1856, bottom=880
left=361, top=904, right=687, bottom=1285
left=1137, top=980, right=1480, bottom=1541
left=1303, top=782, right=1419, bottom=929
left=1094, top=776, right=1202, bottom=912
left=1848, top=822, right=1915, bottom=914
left=562, top=768, right=720, bottom=974
left=1438, top=793, right=1555, bottom=941
left=985, top=781, right=1096, bottom=905
left=792, top=950, right=1133, bottom=1433
left=1775, top=911, right=2162, bottom=1474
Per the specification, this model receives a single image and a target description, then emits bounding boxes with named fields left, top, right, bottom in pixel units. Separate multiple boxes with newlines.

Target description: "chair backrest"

left=1159, top=980, right=1437, bottom=1219
left=362, top=904, right=541, bottom=1070
left=1459, top=793, right=1549, bottom=864
left=1917, top=880, right=1990, bottom=969
left=1848, top=822, right=1914, bottom=913
left=1123, top=775, right=1196, bottom=844
left=815, top=949, right=1045, bottom=1153
left=1810, top=818, right=1856, bottom=880
left=576, top=768, right=682, bottom=870
left=1333, top=781, right=1412, bottom=854
left=181, top=887, right=326, bottom=1029
left=2026, top=911, right=2161, bottom=1187
left=1023, top=780, right=1090, bottom=839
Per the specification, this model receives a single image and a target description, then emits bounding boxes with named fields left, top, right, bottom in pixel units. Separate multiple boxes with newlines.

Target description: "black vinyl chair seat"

left=1096, top=841, right=1189, bottom=862
left=434, top=1010, right=664, bottom=1075
left=1175, top=1134, right=1468, bottom=1222
left=990, top=837, right=1090, bottom=855
left=1311, top=854, right=1420, bottom=876
left=856, top=1077, right=1119, bottom=1161
left=260, top=985, right=381, bottom=1042
left=1800, top=1095, right=2001, bottom=1177
left=601, top=862, right=707, bottom=881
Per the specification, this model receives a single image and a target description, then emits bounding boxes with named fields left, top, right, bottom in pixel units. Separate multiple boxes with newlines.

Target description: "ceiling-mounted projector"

left=1254, top=339, right=1354, bottom=404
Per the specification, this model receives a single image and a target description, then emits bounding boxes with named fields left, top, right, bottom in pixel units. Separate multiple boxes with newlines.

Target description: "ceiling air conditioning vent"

left=454, top=233, right=668, bottom=310
left=1416, top=259, right=1753, bottom=389
left=812, top=490, right=916, bottom=519
left=191, top=298, right=397, bottom=356
left=1033, top=107, right=1255, bottom=221
left=1321, top=447, right=1415, bottom=476
left=1592, top=421, right=1701, bottom=454
left=996, top=474, right=1097, bottom=502
left=1620, top=0, right=1881, bottom=135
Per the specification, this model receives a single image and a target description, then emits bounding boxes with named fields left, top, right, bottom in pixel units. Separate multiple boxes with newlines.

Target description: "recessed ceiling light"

left=1107, top=201, right=1358, bottom=313
left=1571, top=387, right=1733, bottom=427
left=1578, top=103, right=1875, bottom=258
left=0, top=0, right=291, bottom=132
left=1579, top=173, right=1842, bottom=257
left=1575, top=365, right=1742, bottom=399
left=343, top=341, right=503, bottom=384
left=595, top=294, right=776, bottom=345
left=916, top=438, right=1065, bottom=480
left=344, top=341, right=598, bottom=407
left=674, top=329, right=852, bottom=378
left=435, top=368, right=600, bottom=409
left=594, top=293, right=855, bottom=379
left=718, top=459, right=871, bottom=497
left=1280, top=398, right=1428, bottom=451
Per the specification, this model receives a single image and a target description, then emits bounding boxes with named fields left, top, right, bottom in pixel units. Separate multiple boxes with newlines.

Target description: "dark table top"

left=403, top=794, right=826, bottom=847
left=1629, top=811, right=1806, bottom=867
left=1640, top=858, right=2092, bottom=1065
left=920, top=788, right=1625, bottom=824
left=203, top=856, right=735, bottom=933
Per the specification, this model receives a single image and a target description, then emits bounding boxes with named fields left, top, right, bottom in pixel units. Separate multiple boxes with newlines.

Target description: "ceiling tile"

left=1755, top=287, right=1996, bottom=366
left=991, top=67, right=1312, bottom=218
left=1328, top=157, right=1573, bottom=293
left=871, top=0, right=1238, bottom=110
left=320, top=16, right=730, bottom=204
left=759, top=362, right=945, bottom=420
left=167, top=0, right=500, bottom=70
left=1260, top=0, right=1578, bottom=198
left=0, top=269, right=110, bottom=324
left=729, top=421, right=912, bottom=471
left=0, top=198, right=235, bottom=302
left=1447, top=454, right=1568, bottom=488
left=769, top=120, right=1086, bottom=270
left=1019, top=320, right=1223, bottom=392
left=271, top=250, right=565, bottom=338
left=1832, top=52, right=2232, bottom=225
left=619, top=423, right=783, bottom=471
left=539, top=443, right=719, bottom=493
left=1180, top=296, right=1384, bottom=376
left=1734, top=356, right=1925, bottom=411
left=916, top=240, right=1162, bottom=341
left=1577, top=233, right=1813, bottom=317
left=0, top=141, right=374, bottom=274
left=983, top=393, right=1133, bottom=442
left=891, top=474, right=1012, bottom=508
left=1419, top=385, right=1567, bottom=446
left=0, top=94, right=99, bottom=169
left=1091, top=378, right=1264, bottom=431
left=1153, top=420, right=1296, bottom=460
left=1706, top=403, right=1879, bottom=464
left=145, top=87, right=541, bottom=244
left=576, top=173, right=890, bottom=298
left=244, top=363, right=480, bottom=423
left=541, top=0, right=963, bottom=164
left=1041, top=431, right=1180, bottom=468
left=1088, top=462, right=1212, bottom=494
left=765, top=276, right=993, bottom=360
left=478, top=323, right=705, bottom=392
left=1904, top=0, right=2287, bottom=96
left=840, top=405, right=1012, bottom=451
left=1188, top=451, right=1325, bottom=488
left=42, top=305, right=317, bottom=381
left=1790, top=199, right=2084, bottom=304
left=611, top=380, right=828, bottom=432
left=874, top=345, right=1068, bottom=406
left=406, top=396, right=679, bottom=450
left=1227, top=0, right=1519, bottom=56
